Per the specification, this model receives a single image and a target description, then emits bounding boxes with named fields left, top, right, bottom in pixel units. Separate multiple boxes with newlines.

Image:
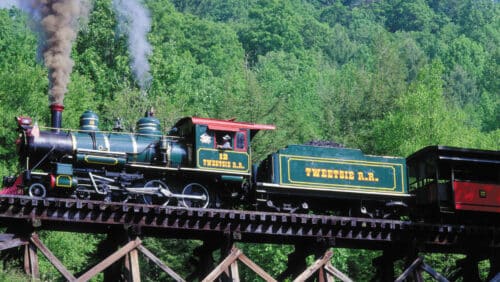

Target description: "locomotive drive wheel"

left=143, top=180, right=170, bottom=206
left=181, top=183, right=210, bottom=208
left=28, top=183, right=46, bottom=198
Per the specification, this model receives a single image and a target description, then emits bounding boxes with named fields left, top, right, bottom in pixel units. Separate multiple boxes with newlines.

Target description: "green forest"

left=0, top=0, right=498, bottom=280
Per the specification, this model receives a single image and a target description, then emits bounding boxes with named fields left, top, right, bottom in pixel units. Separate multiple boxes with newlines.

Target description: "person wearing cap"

left=218, top=134, right=232, bottom=149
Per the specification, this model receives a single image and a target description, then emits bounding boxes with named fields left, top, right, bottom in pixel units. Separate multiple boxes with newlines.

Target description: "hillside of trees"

left=0, top=0, right=498, bottom=280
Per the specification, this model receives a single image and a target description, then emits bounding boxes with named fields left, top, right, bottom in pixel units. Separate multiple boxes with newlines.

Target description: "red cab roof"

left=190, top=117, right=276, bottom=132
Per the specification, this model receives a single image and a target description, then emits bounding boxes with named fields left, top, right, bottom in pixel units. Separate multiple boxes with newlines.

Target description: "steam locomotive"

left=2, top=105, right=276, bottom=209
left=2, top=105, right=499, bottom=221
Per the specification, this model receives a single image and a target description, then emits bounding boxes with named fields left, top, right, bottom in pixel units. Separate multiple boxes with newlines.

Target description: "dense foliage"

left=0, top=0, right=498, bottom=280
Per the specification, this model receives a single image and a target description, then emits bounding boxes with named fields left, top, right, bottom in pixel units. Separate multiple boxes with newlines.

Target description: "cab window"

left=235, top=131, right=247, bottom=151
left=216, top=132, right=233, bottom=150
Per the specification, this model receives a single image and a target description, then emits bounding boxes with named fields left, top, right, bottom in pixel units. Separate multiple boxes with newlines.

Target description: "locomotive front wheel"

left=144, top=180, right=170, bottom=206
left=28, top=183, right=46, bottom=198
left=181, top=183, right=209, bottom=208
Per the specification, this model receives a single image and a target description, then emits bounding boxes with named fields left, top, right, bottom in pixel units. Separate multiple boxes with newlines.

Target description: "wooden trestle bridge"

left=0, top=195, right=500, bottom=281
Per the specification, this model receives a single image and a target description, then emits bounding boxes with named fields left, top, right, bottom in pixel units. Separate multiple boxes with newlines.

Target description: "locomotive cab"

left=169, top=117, right=275, bottom=206
left=407, top=146, right=500, bottom=222
left=171, top=117, right=275, bottom=173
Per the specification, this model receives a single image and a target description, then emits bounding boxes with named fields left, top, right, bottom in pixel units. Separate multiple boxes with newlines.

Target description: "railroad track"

left=0, top=195, right=499, bottom=253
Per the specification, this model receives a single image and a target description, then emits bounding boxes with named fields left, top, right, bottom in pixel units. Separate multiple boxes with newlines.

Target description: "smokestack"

left=50, top=104, right=64, bottom=131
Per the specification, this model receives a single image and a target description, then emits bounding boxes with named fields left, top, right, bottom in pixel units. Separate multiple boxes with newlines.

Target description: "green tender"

left=271, top=145, right=408, bottom=195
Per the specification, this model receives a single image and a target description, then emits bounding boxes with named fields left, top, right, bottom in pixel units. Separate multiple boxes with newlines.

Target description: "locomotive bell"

left=80, top=110, right=99, bottom=131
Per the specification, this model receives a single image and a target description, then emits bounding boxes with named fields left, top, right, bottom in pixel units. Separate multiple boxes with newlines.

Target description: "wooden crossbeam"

left=124, top=249, right=141, bottom=282
left=293, top=250, right=352, bottom=282
left=202, top=247, right=241, bottom=282
left=230, top=260, right=240, bottom=282
left=0, top=237, right=28, bottom=251
left=202, top=247, right=276, bottom=282
left=395, top=257, right=449, bottom=282
left=30, top=234, right=76, bottom=281
left=1, top=231, right=186, bottom=282
left=325, top=262, right=353, bottom=282
left=0, top=233, right=17, bottom=241
left=75, top=238, right=142, bottom=282
left=24, top=241, right=39, bottom=280
left=420, top=260, right=449, bottom=282
left=293, top=250, right=333, bottom=281
left=137, top=245, right=186, bottom=282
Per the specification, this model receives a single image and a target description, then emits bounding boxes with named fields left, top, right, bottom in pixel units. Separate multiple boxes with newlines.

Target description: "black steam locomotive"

left=3, top=105, right=276, bottom=208
left=2, top=105, right=499, bottom=221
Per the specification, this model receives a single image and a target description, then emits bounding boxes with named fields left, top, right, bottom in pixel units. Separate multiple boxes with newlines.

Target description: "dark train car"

left=255, top=145, right=411, bottom=216
left=407, top=146, right=500, bottom=222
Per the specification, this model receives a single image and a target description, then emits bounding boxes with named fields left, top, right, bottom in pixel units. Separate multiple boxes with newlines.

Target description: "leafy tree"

left=441, top=35, right=487, bottom=78
left=368, top=60, right=496, bottom=156
left=454, top=0, right=498, bottom=38
left=383, top=0, right=439, bottom=33
left=73, top=0, right=130, bottom=101
left=252, top=51, right=323, bottom=149
left=443, top=65, right=480, bottom=107
left=238, top=243, right=292, bottom=280
left=141, top=238, right=201, bottom=281
left=171, top=0, right=255, bottom=22
left=0, top=264, right=28, bottom=282
left=322, top=24, right=358, bottom=66
left=37, top=231, right=103, bottom=281
left=477, top=91, right=500, bottom=132
left=319, top=1, right=351, bottom=27
left=238, top=0, right=304, bottom=63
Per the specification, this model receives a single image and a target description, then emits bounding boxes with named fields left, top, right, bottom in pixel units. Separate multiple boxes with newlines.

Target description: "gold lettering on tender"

left=305, top=168, right=312, bottom=177
left=358, top=172, right=365, bottom=181
left=304, top=167, right=358, bottom=181
left=302, top=166, right=381, bottom=183
left=356, top=172, right=379, bottom=182
left=349, top=171, right=355, bottom=180
left=368, top=172, right=375, bottom=181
